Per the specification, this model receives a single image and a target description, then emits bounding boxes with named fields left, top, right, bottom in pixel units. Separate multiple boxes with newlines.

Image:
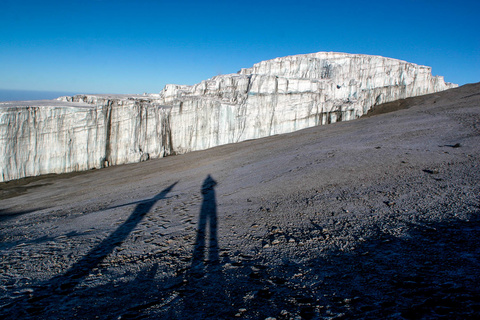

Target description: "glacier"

left=0, top=52, right=457, bottom=182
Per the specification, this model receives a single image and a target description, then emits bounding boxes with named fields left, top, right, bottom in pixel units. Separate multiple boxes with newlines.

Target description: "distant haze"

left=0, top=89, right=82, bottom=102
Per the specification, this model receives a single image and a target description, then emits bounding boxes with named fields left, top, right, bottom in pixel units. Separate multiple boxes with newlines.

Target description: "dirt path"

left=1, top=83, right=479, bottom=319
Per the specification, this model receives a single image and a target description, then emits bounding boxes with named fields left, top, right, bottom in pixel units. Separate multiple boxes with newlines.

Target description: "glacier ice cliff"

left=0, top=52, right=456, bottom=182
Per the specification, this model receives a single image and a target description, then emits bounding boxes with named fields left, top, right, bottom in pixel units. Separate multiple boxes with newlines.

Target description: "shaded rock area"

left=1, top=83, right=479, bottom=319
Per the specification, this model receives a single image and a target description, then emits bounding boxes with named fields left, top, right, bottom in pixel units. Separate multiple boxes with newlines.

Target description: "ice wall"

left=0, top=52, right=456, bottom=182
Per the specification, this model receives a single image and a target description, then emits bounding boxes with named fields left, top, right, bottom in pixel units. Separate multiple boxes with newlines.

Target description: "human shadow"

left=112, top=175, right=227, bottom=318
left=4, top=196, right=479, bottom=319
left=190, top=175, right=219, bottom=269
left=179, top=175, right=232, bottom=318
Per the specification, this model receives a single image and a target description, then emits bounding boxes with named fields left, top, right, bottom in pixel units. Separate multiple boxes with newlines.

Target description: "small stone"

left=423, top=168, right=439, bottom=174
left=20, top=288, right=34, bottom=294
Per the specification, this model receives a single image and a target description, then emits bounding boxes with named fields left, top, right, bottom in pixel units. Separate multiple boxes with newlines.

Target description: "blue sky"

left=1, top=0, right=479, bottom=95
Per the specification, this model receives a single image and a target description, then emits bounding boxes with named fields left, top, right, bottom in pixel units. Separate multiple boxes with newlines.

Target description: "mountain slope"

left=1, top=83, right=479, bottom=319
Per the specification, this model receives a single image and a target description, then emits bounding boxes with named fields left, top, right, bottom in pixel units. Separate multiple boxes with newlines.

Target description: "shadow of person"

left=41, top=182, right=177, bottom=295
left=180, top=175, right=231, bottom=317
left=190, top=175, right=219, bottom=272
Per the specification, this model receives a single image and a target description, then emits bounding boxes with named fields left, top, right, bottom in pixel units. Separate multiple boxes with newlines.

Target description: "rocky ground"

left=1, top=83, right=479, bottom=319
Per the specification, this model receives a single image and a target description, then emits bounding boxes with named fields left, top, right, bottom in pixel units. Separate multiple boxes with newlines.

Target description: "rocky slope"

left=0, top=82, right=478, bottom=319
left=0, top=52, right=456, bottom=182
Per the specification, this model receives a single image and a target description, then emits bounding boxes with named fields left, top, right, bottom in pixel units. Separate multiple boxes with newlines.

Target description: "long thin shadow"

left=179, top=175, right=230, bottom=318
left=53, top=182, right=177, bottom=291
left=191, top=175, right=219, bottom=269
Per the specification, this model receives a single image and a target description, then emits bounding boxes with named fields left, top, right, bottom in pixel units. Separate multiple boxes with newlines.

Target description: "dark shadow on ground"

left=57, top=182, right=176, bottom=291
left=82, top=214, right=480, bottom=319
left=56, top=182, right=176, bottom=292
left=190, top=175, right=219, bottom=268
left=117, top=175, right=230, bottom=319
left=179, top=175, right=229, bottom=318
left=3, top=204, right=479, bottom=319
left=3, top=182, right=176, bottom=318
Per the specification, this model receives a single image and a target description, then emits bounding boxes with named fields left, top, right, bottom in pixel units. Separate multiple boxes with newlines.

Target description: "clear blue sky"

left=1, top=0, right=479, bottom=95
